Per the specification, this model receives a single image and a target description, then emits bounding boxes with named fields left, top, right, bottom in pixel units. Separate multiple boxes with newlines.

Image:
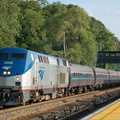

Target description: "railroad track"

left=0, top=87, right=120, bottom=120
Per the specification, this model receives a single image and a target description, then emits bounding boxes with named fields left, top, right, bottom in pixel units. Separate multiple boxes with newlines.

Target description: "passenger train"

left=0, top=47, right=120, bottom=106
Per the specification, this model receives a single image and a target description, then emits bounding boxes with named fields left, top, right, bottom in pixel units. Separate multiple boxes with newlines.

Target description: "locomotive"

left=0, top=47, right=120, bottom=106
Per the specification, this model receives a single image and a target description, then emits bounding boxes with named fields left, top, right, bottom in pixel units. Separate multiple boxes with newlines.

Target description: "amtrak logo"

left=38, top=67, right=45, bottom=80
left=2, top=66, right=12, bottom=70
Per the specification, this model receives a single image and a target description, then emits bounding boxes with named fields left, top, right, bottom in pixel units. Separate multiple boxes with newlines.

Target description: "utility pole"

left=63, top=32, right=66, bottom=58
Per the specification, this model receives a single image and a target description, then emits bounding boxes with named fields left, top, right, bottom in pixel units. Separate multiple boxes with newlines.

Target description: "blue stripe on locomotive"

left=0, top=48, right=34, bottom=77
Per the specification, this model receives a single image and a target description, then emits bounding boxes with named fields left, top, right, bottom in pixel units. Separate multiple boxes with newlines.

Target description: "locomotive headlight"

left=3, top=71, right=11, bottom=75
left=7, top=71, right=11, bottom=75
left=3, top=71, right=7, bottom=75
left=16, top=77, right=20, bottom=80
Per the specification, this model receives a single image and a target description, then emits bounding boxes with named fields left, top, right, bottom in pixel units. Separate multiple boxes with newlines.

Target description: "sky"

left=48, top=0, right=120, bottom=39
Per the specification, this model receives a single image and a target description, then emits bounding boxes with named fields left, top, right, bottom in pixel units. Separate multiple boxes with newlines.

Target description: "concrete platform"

left=81, top=99, right=120, bottom=120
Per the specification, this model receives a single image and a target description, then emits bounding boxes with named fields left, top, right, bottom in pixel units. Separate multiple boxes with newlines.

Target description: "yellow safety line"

left=90, top=102, right=120, bottom=120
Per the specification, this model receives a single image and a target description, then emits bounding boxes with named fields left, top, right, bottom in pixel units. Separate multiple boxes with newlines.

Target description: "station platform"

left=81, top=99, right=120, bottom=120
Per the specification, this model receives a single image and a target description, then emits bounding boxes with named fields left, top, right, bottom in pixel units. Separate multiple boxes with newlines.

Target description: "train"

left=0, top=47, right=120, bottom=106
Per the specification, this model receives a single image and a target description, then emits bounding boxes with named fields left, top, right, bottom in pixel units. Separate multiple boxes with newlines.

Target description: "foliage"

left=16, top=0, right=46, bottom=52
left=0, top=0, right=120, bottom=68
left=0, top=0, right=21, bottom=48
left=44, top=4, right=97, bottom=66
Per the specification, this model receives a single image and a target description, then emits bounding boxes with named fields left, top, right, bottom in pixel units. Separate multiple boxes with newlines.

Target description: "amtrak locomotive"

left=0, top=47, right=120, bottom=106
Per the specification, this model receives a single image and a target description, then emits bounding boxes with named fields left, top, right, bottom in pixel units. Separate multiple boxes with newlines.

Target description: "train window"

left=43, top=56, right=49, bottom=63
left=11, top=53, right=26, bottom=59
left=73, top=73, right=76, bottom=77
left=63, top=60, right=67, bottom=66
left=0, top=53, right=8, bottom=59
left=73, top=73, right=82, bottom=77
left=97, top=74, right=107, bottom=78
left=87, top=74, right=92, bottom=77
left=102, top=75, right=107, bottom=78
left=98, top=75, right=102, bottom=78
left=78, top=73, right=82, bottom=77
left=57, top=59, right=60, bottom=65
left=38, top=55, right=43, bottom=62
left=96, top=75, right=100, bottom=78
left=75, top=73, right=77, bottom=77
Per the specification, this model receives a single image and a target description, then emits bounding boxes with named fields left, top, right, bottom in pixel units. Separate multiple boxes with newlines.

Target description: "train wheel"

left=83, top=87, right=88, bottom=93
left=64, top=88, right=70, bottom=97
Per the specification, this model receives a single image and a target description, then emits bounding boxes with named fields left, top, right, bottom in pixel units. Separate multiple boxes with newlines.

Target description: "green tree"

left=98, top=30, right=116, bottom=51
left=89, top=17, right=118, bottom=51
left=44, top=4, right=97, bottom=66
left=0, top=0, right=21, bottom=48
left=17, top=0, right=46, bottom=52
left=43, top=1, right=67, bottom=19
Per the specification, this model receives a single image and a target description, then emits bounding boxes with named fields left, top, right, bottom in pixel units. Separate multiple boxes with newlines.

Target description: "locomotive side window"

left=0, top=53, right=8, bottom=59
left=38, top=55, right=43, bottom=62
left=11, top=53, right=26, bottom=59
left=63, top=60, right=67, bottom=66
left=47, top=57, right=49, bottom=63
left=43, top=56, right=49, bottom=63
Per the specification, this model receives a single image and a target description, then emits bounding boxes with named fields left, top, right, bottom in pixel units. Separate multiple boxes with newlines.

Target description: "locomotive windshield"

left=0, top=53, right=8, bottom=59
left=11, top=53, right=26, bottom=59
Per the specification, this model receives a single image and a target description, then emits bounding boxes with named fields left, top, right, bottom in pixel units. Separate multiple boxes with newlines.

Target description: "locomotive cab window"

left=0, top=53, right=8, bottom=59
left=11, top=53, right=26, bottom=59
